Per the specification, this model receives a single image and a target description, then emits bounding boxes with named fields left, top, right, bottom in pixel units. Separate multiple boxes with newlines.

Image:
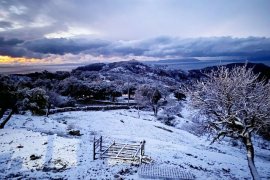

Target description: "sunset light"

left=0, top=55, right=40, bottom=64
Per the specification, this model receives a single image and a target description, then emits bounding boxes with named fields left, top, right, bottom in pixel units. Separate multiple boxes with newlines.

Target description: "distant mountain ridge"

left=4, top=60, right=269, bottom=84
left=144, top=58, right=200, bottom=64
left=74, top=60, right=188, bottom=83
left=189, top=62, right=270, bottom=80
left=74, top=60, right=270, bottom=82
left=142, top=58, right=270, bottom=71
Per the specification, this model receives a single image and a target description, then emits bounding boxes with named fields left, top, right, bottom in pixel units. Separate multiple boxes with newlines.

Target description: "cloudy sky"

left=0, top=0, right=270, bottom=66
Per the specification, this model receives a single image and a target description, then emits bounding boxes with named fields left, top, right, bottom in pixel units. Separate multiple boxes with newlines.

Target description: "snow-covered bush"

left=17, top=87, right=48, bottom=115
left=157, top=113, right=176, bottom=126
left=24, top=88, right=49, bottom=115
left=157, top=100, right=184, bottom=126
left=181, top=115, right=208, bottom=136
left=173, top=90, right=186, bottom=101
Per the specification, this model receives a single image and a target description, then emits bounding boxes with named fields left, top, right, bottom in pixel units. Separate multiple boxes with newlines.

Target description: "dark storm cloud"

left=38, top=36, right=270, bottom=58
left=0, top=37, right=24, bottom=45
left=0, top=37, right=25, bottom=57
left=23, top=38, right=110, bottom=55
left=1, top=36, right=270, bottom=60
left=0, top=37, right=43, bottom=58
left=137, top=36, right=270, bottom=58
left=0, top=23, right=68, bottom=40
left=0, top=21, right=13, bottom=29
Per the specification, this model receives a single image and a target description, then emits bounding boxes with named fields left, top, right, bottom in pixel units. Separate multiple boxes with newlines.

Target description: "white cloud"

left=45, top=27, right=101, bottom=39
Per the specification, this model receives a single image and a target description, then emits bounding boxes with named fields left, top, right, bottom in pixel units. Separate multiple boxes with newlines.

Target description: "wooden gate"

left=93, top=136, right=146, bottom=164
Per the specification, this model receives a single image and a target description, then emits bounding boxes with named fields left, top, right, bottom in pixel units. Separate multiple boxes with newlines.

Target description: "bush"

left=174, top=90, right=186, bottom=101
left=157, top=112, right=176, bottom=126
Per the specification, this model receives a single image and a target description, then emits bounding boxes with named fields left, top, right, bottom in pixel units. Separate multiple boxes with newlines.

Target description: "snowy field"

left=0, top=108, right=270, bottom=179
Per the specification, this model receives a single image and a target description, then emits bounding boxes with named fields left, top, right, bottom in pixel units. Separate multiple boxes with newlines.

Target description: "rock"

left=222, top=168, right=230, bottom=173
left=69, top=130, right=81, bottom=136
left=30, top=154, right=41, bottom=160
left=114, top=174, right=120, bottom=178
left=118, top=168, right=131, bottom=175
left=17, top=145, right=24, bottom=148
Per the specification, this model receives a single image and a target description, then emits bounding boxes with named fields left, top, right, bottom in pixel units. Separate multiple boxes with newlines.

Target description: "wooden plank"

left=107, top=149, right=134, bottom=152
left=114, top=143, right=141, bottom=147
left=108, top=149, right=137, bottom=153
left=107, top=147, right=138, bottom=150
left=113, top=145, right=140, bottom=148
left=100, top=156, right=136, bottom=160
left=106, top=152, right=135, bottom=156
left=100, top=141, right=115, bottom=156
left=94, top=138, right=100, bottom=144
left=133, top=146, right=141, bottom=158
left=104, top=152, right=135, bottom=156
left=116, top=144, right=127, bottom=157
left=108, top=148, right=138, bottom=152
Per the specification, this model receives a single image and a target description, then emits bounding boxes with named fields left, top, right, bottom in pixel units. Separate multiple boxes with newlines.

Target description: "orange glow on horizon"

left=0, top=55, right=40, bottom=64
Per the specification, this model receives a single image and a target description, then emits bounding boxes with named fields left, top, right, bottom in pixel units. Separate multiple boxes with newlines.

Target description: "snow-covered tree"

left=135, top=84, right=163, bottom=116
left=0, top=75, right=49, bottom=128
left=0, top=75, right=17, bottom=128
left=106, top=83, right=122, bottom=102
left=189, top=65, right=270, bottom=180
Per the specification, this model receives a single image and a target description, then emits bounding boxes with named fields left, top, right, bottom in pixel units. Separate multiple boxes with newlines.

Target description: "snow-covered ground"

left=0, top=108, right=270, bottom=179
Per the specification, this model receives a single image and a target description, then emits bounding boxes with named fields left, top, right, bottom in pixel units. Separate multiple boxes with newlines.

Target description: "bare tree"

left=188, top=65, right=270, bottom=180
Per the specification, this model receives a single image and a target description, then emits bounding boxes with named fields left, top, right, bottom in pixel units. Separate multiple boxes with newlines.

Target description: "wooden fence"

left=49, top=105, right=133, bottom=114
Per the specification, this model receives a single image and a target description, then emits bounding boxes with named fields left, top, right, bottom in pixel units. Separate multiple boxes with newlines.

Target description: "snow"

left=0, top=108, right=270, bottom=179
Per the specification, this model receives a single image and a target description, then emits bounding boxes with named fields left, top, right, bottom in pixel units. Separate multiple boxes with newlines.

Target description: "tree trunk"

left=46, top=104, right=51, bottom=117
left=137, top=106, right=140, bottom=118
left=127, top=82, right=130, bottom=106
left=0, top=108, right=6, bottom=119
left=0, top=108, right=15, bottom=129
left=153, top=105, right=158, bottom=117
left=243, top=134, right=261, bottom=180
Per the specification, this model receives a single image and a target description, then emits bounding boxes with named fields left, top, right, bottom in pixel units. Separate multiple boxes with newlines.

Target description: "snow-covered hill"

left=0, top=109, right=270, bottom=179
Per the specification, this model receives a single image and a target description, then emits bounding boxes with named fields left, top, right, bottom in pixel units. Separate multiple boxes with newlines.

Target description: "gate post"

left=93, top=136, right=96, bottom=160
left=142, top=140, right=145, bottom=156
left=100, top=136, right=102, bottom=152
left=139, top=140, right=146, bottom=164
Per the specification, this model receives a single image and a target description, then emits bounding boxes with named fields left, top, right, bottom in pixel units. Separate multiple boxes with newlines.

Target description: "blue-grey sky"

left=0, top=0, right=270, bottom=65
